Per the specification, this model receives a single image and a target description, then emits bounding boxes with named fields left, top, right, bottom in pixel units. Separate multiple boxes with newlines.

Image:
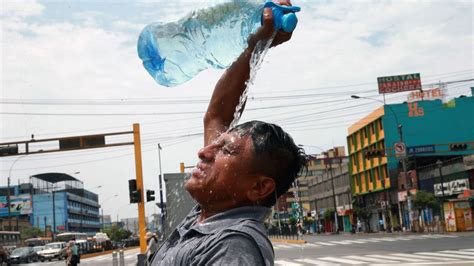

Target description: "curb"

left=270, top=238, right=306, bottom=244
left=80, top=246, right=139, bottom=259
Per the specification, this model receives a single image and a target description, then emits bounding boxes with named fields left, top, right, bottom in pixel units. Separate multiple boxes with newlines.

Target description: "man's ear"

left=247, top=175, right=276, bottom=203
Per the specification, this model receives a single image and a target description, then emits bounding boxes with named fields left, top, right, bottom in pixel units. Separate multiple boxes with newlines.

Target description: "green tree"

left=323, top=208, right=335, bottom=220
left=103, top=225, right=132, bottom=242
left=353, top=201, right=374, bottom=232
left=413, top=190, right=439, bottom=211
left=20, top=227, right=44, bottom=240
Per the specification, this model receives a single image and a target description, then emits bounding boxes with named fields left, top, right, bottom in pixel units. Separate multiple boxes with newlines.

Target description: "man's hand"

left=247, top=1, right=293, bottom=49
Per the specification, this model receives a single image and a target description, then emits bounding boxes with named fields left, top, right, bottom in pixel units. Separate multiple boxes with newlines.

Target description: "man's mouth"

left=191, top=163, right=207, bottom=179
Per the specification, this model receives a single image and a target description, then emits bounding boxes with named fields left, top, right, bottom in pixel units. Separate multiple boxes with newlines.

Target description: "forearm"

left=204, top=44, right=256, bottom=145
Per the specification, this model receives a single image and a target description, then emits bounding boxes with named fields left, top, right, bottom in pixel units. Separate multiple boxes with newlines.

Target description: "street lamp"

left=157, top=144, right=166, bottom=237
left=351, top=95, right=412, bottom=231
left=7, top=155, right=28, bottom=230
left=101, top=194, right=118, bottom=231
left=436, top=159, right=445, bottom=232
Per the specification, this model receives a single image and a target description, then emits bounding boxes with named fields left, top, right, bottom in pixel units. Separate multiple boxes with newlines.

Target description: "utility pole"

left=326, top=153, right=339, bottom=234
left=52, top=186, right=56, bottom=241
left=436, top=160, right=446, bottom=232
left=157, top=144, right=166, bottom=238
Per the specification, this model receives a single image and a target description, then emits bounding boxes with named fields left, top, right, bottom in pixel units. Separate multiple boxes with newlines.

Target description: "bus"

left=56, top=232, right=87, bottom=242
left=24, top=237, right=52, bottom=247
left=0, top=231, right=21, bottom=251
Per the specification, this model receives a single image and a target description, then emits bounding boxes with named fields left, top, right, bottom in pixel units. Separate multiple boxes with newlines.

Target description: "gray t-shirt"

left=151, top=205, right=274, bottom=266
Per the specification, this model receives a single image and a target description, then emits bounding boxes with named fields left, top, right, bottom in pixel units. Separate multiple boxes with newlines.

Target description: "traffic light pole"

left=133, top=124, right=147, bottom=254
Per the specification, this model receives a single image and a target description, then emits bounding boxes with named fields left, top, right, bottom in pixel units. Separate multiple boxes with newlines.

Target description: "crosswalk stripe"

left=342, top=240, right=367, bottom=244
left=390, top=253, right=457, bottom=261
left=317, top=242, right=337, bottom=246
left=295, top=258, right=338, bottom=265
left=319, top=256, right=365, bottom=264
left=343, top=255, right=398, bottom=263
left=393, top=237, right=412, bottom=240
left=306, top=243, right=321, bottom=247
left=329, top=241, right=353, bottom=245
left=439, top=250, right=474, bottom=256
left=275, top=260, right=304, bottom=266
left=377, top=238, right=397, bottom=241
left=366, top=254, right=428, bottom=262
left=416, top=252, right=474, bottom=260
left=359, top=238, right=381, bottom=242
left=461, top=249, right=474, bottom=252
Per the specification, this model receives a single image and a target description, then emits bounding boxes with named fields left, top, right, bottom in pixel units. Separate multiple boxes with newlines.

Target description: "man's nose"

left=197, top=145, right=215, bottom=161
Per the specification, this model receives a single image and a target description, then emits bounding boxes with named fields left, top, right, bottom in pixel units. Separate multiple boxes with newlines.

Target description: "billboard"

left=0, top=194, right=33, bottom=216
left=377, top=73, right=422, bottom=94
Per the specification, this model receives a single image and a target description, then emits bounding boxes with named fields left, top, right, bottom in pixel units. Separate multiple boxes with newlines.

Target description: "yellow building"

left=347, top=107, right=396, bottom=231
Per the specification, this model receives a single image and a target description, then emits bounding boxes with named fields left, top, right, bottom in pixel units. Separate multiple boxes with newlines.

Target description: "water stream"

left=229, top=31, right=278, bottom=129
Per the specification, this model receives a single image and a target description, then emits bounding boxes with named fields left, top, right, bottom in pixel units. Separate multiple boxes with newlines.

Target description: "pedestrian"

left=357, top=219, right=362, bottom=232
left=67, top=239, right=79, bottom=266
left=145, top=232, right=158, bottom=263
left=150, top=1, right=307, bottom=265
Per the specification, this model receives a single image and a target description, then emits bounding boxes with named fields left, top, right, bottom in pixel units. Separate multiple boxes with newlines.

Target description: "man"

left=151, top=2, right=307, bottom=265
left=145, top=232, right=158, bottom=262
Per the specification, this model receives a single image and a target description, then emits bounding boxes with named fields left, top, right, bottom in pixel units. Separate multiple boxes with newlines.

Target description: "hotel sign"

left=377, top=73, right=422, bottom=94
left=407, top=88, right=443, bottom=103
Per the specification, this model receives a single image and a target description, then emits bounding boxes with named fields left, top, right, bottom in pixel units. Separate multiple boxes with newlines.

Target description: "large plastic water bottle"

left=137, top=0, right=301, bottom=87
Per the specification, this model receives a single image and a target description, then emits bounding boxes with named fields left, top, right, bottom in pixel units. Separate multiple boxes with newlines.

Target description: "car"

left=37, top=242, right=67, bottom=262
left=8, top=246, right=37, bottom=264
left=33, top=245, right=45, bottom=256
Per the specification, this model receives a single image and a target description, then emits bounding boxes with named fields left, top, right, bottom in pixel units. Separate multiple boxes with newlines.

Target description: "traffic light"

left=365, top=149, right=384, bottom=159
left=0, top=145, right=19, bottom=156
left=128, top=179, right=141, bottom=203
left=449, top=143, right=468, bottom=151
left=146, top=190, right=155, bottom=202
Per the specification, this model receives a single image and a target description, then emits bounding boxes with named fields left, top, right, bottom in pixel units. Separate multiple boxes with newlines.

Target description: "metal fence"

left=267, top=225, right=301, bottom=240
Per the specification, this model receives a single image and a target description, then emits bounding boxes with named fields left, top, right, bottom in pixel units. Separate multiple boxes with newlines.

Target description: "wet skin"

left=185, top=131, right=275, bottom=222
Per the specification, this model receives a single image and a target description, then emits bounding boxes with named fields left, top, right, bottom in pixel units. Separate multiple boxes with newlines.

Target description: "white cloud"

left=1, top=0, right=45, bottom=18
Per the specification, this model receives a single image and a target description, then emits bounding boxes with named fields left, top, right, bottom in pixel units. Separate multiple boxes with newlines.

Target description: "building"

left=306, top=147, right=352, bottom=233
left=347, top=87, right=474, bottom=232
left=0, top=173, right=101, bottom=236
left=30, top=173, right=101, bottom=236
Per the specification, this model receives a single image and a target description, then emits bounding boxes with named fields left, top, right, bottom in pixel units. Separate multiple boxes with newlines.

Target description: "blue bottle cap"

left=281, top=13, right=298, bottom=32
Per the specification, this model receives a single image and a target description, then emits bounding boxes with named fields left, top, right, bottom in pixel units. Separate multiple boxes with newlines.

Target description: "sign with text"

left=434, top=178, right=469, bottom=197
left=377, top=73, right=422, bottom=94
left=407, top=88, right=443, bottom=103
left=407, top=145, right=435, bottom=155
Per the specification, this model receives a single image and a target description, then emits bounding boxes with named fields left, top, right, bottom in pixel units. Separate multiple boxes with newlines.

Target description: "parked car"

left=33, top=246, right=45, bottom=256
left=37, top=242, right=67, bottom=262
left=8, top=246, right=38, bottom=264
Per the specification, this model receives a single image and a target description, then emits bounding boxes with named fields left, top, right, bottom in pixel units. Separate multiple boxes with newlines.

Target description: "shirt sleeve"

left=193, top=235, right=267, bottom=266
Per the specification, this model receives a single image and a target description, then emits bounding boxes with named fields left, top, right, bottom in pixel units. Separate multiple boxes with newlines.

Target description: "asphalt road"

left=274, top=231, right=474, bottom=265
left=14, top=232, right=474, bottom=265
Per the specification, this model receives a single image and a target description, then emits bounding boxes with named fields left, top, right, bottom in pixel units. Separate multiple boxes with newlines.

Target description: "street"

left=17, top=232, right=474, bottom=265
left=274, top=232, right=474, bottom=265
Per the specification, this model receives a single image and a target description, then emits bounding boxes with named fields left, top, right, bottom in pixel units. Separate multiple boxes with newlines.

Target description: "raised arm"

left=203, top=5, right=293, bottom=145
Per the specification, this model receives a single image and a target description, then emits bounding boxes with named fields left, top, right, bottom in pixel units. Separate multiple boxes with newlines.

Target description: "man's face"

left=185, top=132, right=257, bottom=207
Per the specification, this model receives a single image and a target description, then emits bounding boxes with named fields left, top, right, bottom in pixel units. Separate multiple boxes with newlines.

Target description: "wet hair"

left=229, top=120, right=308, bottom=207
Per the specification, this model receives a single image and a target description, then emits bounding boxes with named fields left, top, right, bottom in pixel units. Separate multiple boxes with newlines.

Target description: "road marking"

left=274, top=244, right=292, bottom=249
left=329, top=241, right=353, bottom=245
left=342, top=240, right=367, bottom=244
left=377, top=238, right=397, bottom=241
left=305, top=243, right=321, bottom=247
left=319, top=256, right=365, bottom=264
left=275, top=260, right=304, bottom=266
left=343, top=255, right=398, bottom=263
left=393, top=237, right=413, bottom=241
left=416, top=252, right=474, bottom=260
left=360, top=238, right=381, bottom=242
left=381, top=260, right=474, bottom=265
left=295, top=258, right=338, bottom=265
left=461, top=249, right=474, bottom=252
left=317, top=242, right=337, bottom=246
left=366, top=254, right=428, bottom=262
left=390, top=253, right=457, bottom=261
left=440, top=250, right=474, bottom=256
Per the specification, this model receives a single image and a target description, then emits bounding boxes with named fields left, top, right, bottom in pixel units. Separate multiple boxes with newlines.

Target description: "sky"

left=1, top=0, right=473, bottom=221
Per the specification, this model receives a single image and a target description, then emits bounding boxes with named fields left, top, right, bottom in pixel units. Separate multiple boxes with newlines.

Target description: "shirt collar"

left=185, top=205, right=271, bottom=235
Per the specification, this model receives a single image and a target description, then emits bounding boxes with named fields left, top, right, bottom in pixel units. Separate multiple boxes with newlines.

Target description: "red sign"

left=377, top=73, right=422, bottom=94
